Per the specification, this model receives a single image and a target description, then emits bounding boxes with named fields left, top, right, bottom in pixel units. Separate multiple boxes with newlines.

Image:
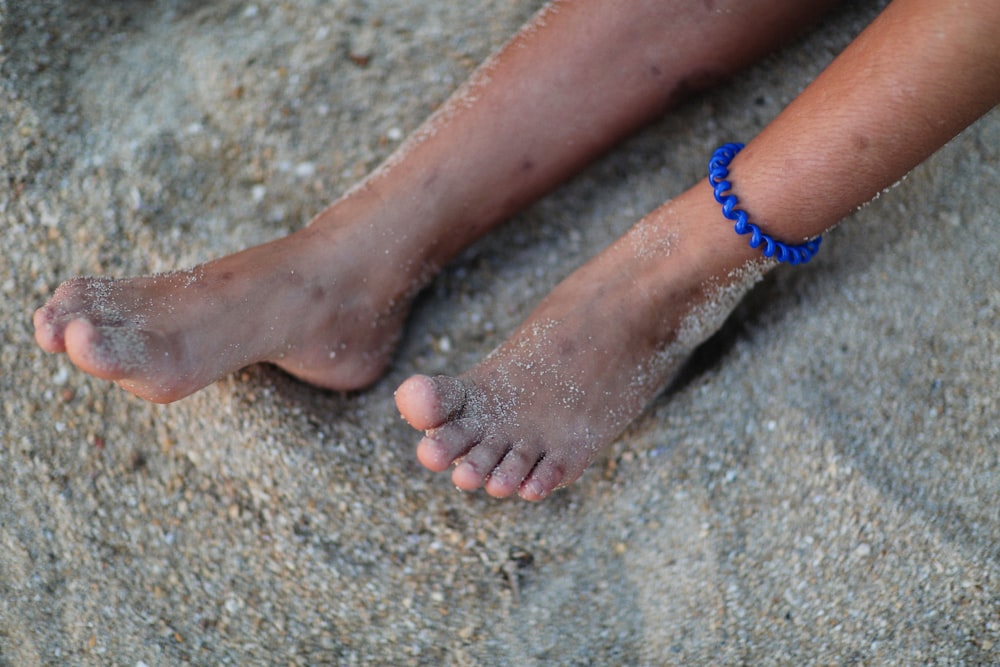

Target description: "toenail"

left=524, top=479, right=547, bottom=499
left=489, top=468, right=507, bottom=482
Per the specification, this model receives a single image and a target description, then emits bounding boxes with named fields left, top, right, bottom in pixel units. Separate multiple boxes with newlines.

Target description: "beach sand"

left=2, top=1, right=997, bottom=664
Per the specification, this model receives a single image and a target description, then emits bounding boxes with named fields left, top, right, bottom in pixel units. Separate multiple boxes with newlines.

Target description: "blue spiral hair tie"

left=708, top=142, right=821, bottom=265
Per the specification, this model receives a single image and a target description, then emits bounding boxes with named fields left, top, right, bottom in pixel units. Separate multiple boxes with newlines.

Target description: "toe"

left=485, top=442, right=542, bottom=498
left=415, top=419, right=481, bottom=472
left=64, top=319, right=121, bottom=381
left=64, top=319, right=155, bottom=383
left=395, top=374, right=469, bottom=430
left=33, top=306, right=67, bottom=353
left=519, top=457, right=568, bottom=502
left=452, top=434, right=511, bottom=492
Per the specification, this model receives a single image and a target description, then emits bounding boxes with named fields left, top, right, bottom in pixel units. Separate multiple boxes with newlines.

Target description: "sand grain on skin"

left=4, top=0, right=1000, bottom=664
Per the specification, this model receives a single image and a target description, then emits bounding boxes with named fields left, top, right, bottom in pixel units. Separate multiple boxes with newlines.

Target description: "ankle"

left=670, top=183, right=770, bottom=280
left=310, top=182, right=452, bottom=277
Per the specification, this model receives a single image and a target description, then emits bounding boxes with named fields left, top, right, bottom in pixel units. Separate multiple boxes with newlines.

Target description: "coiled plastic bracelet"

left=708, top=142, right=821, bottom=265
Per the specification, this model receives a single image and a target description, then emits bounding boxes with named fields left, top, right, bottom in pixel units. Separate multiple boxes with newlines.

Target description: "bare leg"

left=396, top=188, right=766, bottom=500
left=396, top=0, right=1000, bottom=500
left=35, top=0, right=823, bottom=402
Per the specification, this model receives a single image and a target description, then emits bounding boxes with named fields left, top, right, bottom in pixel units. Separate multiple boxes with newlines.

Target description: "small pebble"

left=52, top=367, right=70, bottom=386
left=349, top=25, right=378, bottom=66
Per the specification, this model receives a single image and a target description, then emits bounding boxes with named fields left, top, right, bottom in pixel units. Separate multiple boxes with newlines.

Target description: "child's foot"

left=33, top=201, right=429, bottom=403
left=396, top=189, right=767, bottom=501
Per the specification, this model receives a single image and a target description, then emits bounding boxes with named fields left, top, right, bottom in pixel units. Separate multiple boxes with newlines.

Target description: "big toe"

left=63, top=318, right=117, bottom=380
left=63, top=318, right=153, bottom=383
left=395, top=374, right=468, bottom=430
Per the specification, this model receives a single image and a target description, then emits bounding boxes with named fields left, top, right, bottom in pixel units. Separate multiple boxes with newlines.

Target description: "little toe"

left=395, top=374, right=469, bottom=430
left=519, top=457, right=568, bottom=502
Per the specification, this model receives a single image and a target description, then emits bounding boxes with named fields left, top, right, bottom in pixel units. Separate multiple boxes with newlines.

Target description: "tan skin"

left=35, top=0, right=828, bottom=403
left=35, top=0, right=1000, bottom=500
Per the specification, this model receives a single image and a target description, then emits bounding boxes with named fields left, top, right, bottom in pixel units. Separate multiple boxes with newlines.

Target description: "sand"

left=2, top=1, right=998, bottom=664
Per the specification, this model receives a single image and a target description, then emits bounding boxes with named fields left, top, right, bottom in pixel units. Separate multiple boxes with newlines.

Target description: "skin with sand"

left=34, top=0, right=1000, bottom=500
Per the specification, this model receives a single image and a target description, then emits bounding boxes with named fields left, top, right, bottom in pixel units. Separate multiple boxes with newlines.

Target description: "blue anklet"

left=708, top=142, right=821, bottom=265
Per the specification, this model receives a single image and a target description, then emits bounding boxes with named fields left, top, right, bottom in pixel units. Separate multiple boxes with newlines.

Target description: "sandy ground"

left=2, top=1, right=998, bottom=664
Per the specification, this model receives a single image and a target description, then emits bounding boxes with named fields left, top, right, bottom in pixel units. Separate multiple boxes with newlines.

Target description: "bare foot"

left=396, top=189, right=768, bottom=500
left=33, top=200, right=429, bottom=403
